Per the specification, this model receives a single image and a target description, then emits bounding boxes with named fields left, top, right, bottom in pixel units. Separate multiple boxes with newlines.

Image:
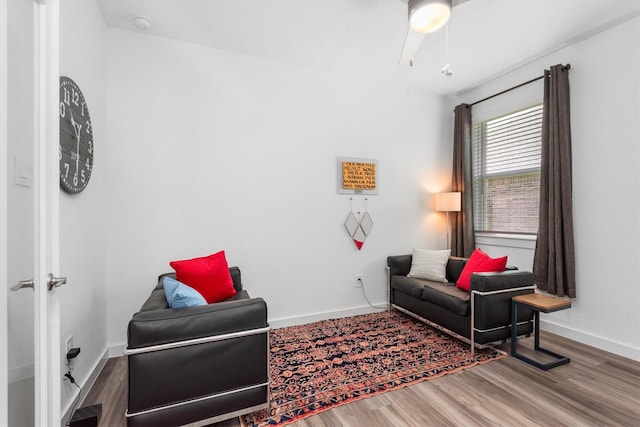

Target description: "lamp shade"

left=408, top=0, right=452, bottom=33
left=435, top=192, right=461, bottom=212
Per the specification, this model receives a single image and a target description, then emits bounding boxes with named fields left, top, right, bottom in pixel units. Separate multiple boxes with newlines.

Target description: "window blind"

left=472, top=104, right=543, bottom=233
left=485, top=106, right=542, bottom=175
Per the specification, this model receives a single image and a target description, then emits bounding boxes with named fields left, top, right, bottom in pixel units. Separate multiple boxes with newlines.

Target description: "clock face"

left=59, top=76, right=93, bottom=193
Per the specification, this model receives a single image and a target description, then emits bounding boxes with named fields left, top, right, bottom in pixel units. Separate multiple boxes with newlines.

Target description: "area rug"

left=240, top=310, right=506, bottom=427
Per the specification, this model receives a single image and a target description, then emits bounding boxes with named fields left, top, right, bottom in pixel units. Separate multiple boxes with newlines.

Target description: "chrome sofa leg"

left=471, top=290, right=475, bottom=358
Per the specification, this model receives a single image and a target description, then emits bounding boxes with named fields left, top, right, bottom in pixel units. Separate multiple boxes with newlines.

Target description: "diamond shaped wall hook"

left=344, top=209, right=374, bottom=250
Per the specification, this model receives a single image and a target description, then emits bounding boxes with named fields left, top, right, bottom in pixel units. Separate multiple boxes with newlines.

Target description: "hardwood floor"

left=81, top=331, right=640, bottom=426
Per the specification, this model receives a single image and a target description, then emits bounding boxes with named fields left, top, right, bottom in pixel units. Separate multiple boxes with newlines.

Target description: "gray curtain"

left=533, top=64, right=576, bottom=298
left=451, top=104, right=475, bottom=257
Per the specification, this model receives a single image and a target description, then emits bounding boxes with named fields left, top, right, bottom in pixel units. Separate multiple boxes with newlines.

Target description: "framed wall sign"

left=337, top=157, right=378, bottom=195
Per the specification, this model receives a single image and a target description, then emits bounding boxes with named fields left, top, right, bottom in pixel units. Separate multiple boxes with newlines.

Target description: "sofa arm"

left=470, top=270, right=535, bottom=292
left=127, top=297, right=268, bottom=350
left=387, top=254, right=412, bottom=277
left=470, top=271, right=535, bottom=333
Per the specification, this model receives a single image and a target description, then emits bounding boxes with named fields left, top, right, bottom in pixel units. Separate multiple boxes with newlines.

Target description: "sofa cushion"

left=392, top=276, right=469, bottom=317
left=391, top=276, right=427, bottom=299
left=140, top=281, right=251, bottom=314
left=163, top=276, right=207, bottom=308
left=456, top=248, right=507, bottom=292
left=222, top=289, right=250, bottom=302
left=387, top=254, right=413, bottom=277
left=158, top=269, right=243, bottom=292
left=140, top=289, right=169, bottom=312
left=170, top=250, right=237, bottom=303
left=446, top=257, right=467, bottom=282
left=421, top=281, right=470, bottom=316
left=407, top=249, right=451, bottom=283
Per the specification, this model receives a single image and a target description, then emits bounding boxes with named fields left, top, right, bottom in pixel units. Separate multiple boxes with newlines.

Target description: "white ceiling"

left=94, top=0, right=640, bottom=95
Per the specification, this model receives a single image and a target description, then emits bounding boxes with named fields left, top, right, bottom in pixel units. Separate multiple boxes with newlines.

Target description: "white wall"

left=58, top=0, right=108, bottom=417
left=458, top=16, right=640, bottom=360
left=104, top=29, right=453, bottom=348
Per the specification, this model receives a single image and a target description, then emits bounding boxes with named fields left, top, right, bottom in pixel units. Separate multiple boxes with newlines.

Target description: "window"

left=472, top=104, right=542, bottom=234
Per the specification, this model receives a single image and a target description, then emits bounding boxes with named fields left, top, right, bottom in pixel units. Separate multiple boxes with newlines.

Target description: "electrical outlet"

left=354, top=274, right=363, bottom=288
left=66, top=335, right=73, bottom=353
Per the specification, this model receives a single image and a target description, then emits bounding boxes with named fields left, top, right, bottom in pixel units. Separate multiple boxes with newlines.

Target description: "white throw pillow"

left=407, top=249, right=451, bottom=283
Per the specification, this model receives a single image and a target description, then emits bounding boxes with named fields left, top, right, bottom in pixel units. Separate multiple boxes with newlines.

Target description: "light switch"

left=14, top=155, right=33, bottom=187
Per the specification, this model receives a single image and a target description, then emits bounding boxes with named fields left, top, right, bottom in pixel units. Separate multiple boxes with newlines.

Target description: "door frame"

left=0, top=0, right=8, bottom=421
left=1, top=0, right=61, bottom=425
left=34, top=0, right=61, bottom=425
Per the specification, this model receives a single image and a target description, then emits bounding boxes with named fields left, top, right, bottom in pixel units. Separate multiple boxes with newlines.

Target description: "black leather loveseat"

left=125, top=267, right=270, bottom=426
left=387, top=255, right=535, bottom=354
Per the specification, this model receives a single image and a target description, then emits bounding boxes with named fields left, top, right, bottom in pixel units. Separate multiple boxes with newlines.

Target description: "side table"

left=511, top=293, right=571, bottom=370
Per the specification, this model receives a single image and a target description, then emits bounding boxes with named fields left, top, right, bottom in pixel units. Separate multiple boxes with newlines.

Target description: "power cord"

left=357, top=277, right=388, bottom=310
left=64, top=371, right=78, bottom=385
left=64, top=349, right=82, bottom=426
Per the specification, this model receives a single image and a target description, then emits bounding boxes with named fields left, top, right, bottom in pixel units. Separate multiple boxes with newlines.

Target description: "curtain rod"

left=468, top=64, right=571, bottom=107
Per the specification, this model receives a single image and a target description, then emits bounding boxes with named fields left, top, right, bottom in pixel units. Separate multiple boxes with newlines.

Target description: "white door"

left=1, top=1, right=61, bottom=426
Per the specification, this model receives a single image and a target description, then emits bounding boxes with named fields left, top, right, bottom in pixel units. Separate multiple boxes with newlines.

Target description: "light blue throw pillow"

left=163, top=276, right=207, bottom=308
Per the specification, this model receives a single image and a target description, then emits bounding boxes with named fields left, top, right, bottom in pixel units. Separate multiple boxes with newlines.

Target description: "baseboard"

left=108, top=343, right=127, bottom=358
left=268, top=304, right=387, bottom=329
left=540, top=319, right=640, bottom=362
left=61, top=347, right=109, bottom=427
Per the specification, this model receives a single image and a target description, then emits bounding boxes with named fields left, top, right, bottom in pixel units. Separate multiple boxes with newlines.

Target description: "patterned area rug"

left=241, top=310, right=505, bottom=427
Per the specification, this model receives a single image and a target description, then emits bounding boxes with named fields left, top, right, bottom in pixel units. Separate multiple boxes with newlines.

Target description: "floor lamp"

left=435, top=192, right=461, bottom=250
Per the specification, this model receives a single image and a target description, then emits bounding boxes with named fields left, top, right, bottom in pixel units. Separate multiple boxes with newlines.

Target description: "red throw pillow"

left=456, top=248, right=507, bottom=292
left=169, top=250, right=236, bottom=303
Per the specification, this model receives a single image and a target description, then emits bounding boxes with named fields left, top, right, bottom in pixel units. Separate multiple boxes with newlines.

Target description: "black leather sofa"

left=387, top=255, right=535, bottom=354
left=125, top=267, right=270, bottom=426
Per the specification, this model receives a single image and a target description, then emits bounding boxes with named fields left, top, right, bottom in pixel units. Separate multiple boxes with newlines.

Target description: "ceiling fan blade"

left=398, top=0, right=471, bottom=65
left=399, top=27, right=426, bottom=66
left=452, top=0, right=471, bottom=7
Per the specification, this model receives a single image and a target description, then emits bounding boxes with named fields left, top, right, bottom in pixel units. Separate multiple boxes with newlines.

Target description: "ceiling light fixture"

left=134, top=16, right=152, bottom=31
left=408, top=0, right=452, bottom=33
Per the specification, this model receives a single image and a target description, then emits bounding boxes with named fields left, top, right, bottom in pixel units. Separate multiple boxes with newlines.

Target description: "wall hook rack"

left=344, top=197, right=374, bottom=250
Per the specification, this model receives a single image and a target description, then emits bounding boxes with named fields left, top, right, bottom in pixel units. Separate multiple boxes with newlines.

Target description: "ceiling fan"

left=398, top=0, right=470, bottom=66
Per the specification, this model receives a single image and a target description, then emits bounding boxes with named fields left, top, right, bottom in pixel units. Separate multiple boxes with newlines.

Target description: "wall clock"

left=59, top=76, right=93, bottom=193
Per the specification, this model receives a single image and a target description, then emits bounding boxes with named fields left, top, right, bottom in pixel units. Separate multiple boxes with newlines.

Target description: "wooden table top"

left=512, top=293, right=572, bottom=312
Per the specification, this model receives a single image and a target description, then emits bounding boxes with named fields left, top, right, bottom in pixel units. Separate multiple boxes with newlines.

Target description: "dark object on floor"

left=125, top=266, right=270, bottom=426
left=69, top=403, right=102, bottom=427
left=387, top=254, right=535, bottom=353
